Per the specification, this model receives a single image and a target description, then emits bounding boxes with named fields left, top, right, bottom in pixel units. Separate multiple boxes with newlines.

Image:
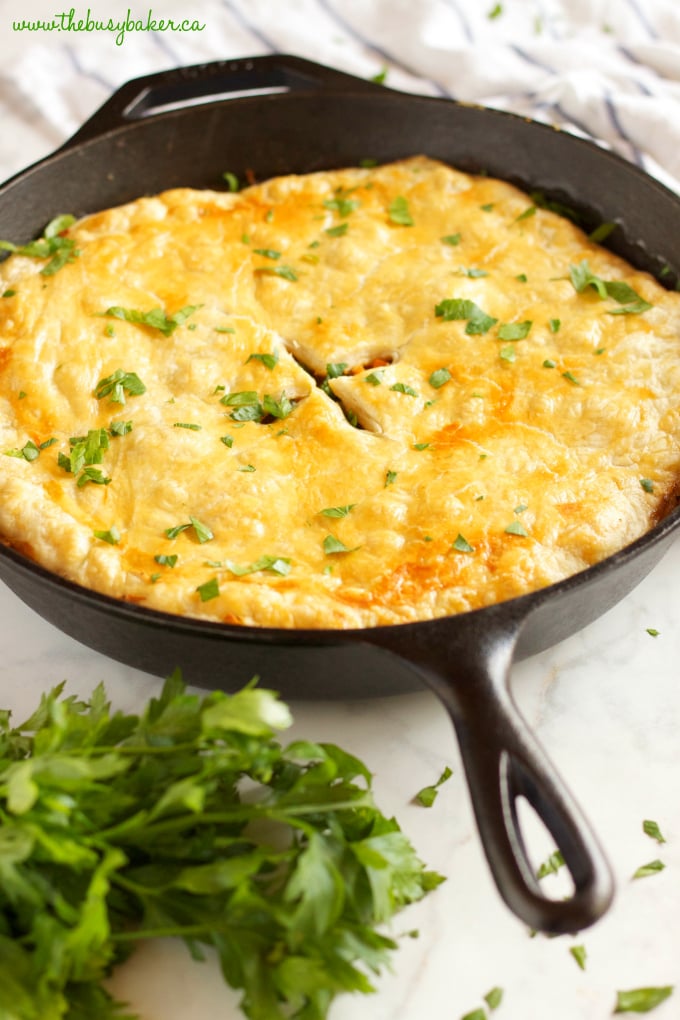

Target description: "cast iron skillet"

left=2, top=54, right=680, bottom=936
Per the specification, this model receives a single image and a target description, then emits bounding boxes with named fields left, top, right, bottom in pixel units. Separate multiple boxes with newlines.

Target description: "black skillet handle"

left=374, top=609, right=614, bottom=934
left=64, top=54, right=383, bottom=149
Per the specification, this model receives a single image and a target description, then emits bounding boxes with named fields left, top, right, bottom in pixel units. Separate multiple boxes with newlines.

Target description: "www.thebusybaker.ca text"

left=12, top=7, right=205, bottom=45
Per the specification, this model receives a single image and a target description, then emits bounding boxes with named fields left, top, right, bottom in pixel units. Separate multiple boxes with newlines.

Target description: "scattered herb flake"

left=562, top=371, right=581, bottom=385
left=429, top=367, right=452, bottom=389
left=543, top=359, right=557, bottom=368
left=325, top=223, right=349, bottom=238
left=253, top=248, right=281, bottom=260
left=173, top=422, right=202, bottom=431
left=101, top=304, right=201, bottom=337
left=220, top=435, right=234, bottom=448
left=323, top=534, right=359, bottom=555
left=196, top=577, right=220, bottom=601
left=499, top=345, right=516, bottom=363
left=222, top=171, right=239, bottom=191
left=435, top=298, right=498, bottom=335
left=320, top=505, right=357, bottom=519
left=365, top=371, right=384, bottom=386
left=414, top=766, right=453, bottom=808
left=92, top=526, right=121, bottom=544
left=441, top=233, right=461, bottom=246
left=640, top=478, right=654, bottom=493
left=154, top=554, right=178, bottom=568
left=632, top=859, right=665, bottom=880
left=94, top=369, right=146, bottom=405
left=485, top=987, right=504, bottom=1009
left=254, top=265, right=298, bottom=282
left=614, top=987, right=674, bottom=1013
left=452, top=534, right=474, bottom=553
left=536, top=849, right=565, bottom=878
left=515, top=204, right=536, bottom=222
left=646, top=628, right=660, bottom=638
left=390, top=382, right=418, bottom=396
left=385, top=470, right=397, bottom=487
left=570, top=945, right=587, bottom=971
left=498, top=320, right=532, bottom=340
left=388, top=196, right=414, bottom=227
left=643, top=820, right=666, bottom=843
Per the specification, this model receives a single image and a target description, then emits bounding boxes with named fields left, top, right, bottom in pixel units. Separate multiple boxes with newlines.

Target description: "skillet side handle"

left=62, top=54, right=384, bottom=149
left=375, top=613, right=614, bottom=934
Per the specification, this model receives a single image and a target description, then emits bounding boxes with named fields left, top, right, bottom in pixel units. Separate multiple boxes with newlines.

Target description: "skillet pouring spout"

left=368, top=604, right=614, bottom=935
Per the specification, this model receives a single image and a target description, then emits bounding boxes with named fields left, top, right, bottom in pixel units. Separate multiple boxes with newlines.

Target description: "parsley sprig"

left=0, top=674, right=442, bottom=1019
left=0, top=214, right=80, bottom=276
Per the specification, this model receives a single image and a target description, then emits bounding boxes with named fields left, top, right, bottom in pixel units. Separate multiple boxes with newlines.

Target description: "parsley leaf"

left=224, top=555, right=291, bottom=576
left=614, top=987, right=674, bottom=1013
left=414, top=766, right=453, bottom=807
left=568, top=260, right=652, bottom=314
left=94, top=370, right=146, bottom=405
left=254, top=265, right=298, bottom=282
left=323, top=535, right=359, bottom=555
left=498, top=320, right=532, bottom=340
left=643, top=820, right=666, bottom=844
left=320, top=505, right=357, bottom=518
left=388, top=196, right=414, bottom=226
left=429, top=368, right=452, bottom=389
left=101, top=304, right=201, bottom=336
left=0, top=675, right=442, bottom=1018
left=435, top=298, right=498, bottom=335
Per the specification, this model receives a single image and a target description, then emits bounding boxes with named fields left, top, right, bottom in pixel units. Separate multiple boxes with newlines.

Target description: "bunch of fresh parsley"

left=0, top=672, right=442, bottom=1019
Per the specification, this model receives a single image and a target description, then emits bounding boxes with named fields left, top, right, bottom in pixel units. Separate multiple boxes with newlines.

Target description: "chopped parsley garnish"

left=441, top=233, right=461, bottom=246
left=435, top=298, right=498, bottom=335
left=570, top=945, right=587, bottom=971
left=220, top=390, right=295, bottom=422
left=253, top=265, right=298, bottom=282
left=154, top=554, right=178, bottom=567
left=643, top=820, right=666, bottom=843
left=452, top=534, right=474, bottom=553
left=2, top=288, right=16, bottom=297
left=93, top=526, right=120, bottom=544
left=326, top=362, right=348, bottom=378
left=543, top=359, right=557, bottom=368
left=109, top=419, right=133, bottom=437
left=0, top=214, right=80, bottom=276
left=569, top=260, right=652, bottom=314
left=390, top=382, right=418, bottom=396
left=640, top=478, right=654, bottom=493
left=220, top=435, right=234, bottom=447
left=632, top=859, right=665, bottom=880
left=429, top=367, right=452, bottom=389
left=221, top=171, right=239, bottom=191
left=388, top=196, right=414, bottom=226
left=504, top=519, right=528, bottom=536
left=414, top=766, right=453, bottom=807
left=562, top=370, right=581, bottom=385
left=516, top=273, right=528, bottom=282
left=245, top=350, right=277, bottom=371
left=173, top=422, right=202, bottom=431
left=480, top=202, right=494, bottom=212
left=461, top=1010, right=486, bottom=1020
left=484, top=987, right=504, bottom=1009
left=325, top=223, right=349, bottom=238
left=320, top=505, right=356, bottom=518
left=262, top=392, right=294, bottom=419
left=385, top=470, right=397, bottom=487
left=215, top=326, right=236, bottom=334
left=365, top=371, right=384, bottom=386
left=5, top=440, right=40, bottom=462
left=549, top=317, right=561, bottom=333
left=498, top=320, right=532, bottom=340
left=515, top=204, right=536, bottom=222
left=488, top=2, right=503, bottom=17
left=77, top=467, right=111, bottom=488
left=225, top=555, right=292, bottom=577
left=460, top=267, right=488, bottom=278
left=323, top=192, right=359, bottom=217
left=646, top=628, right=660, bottom=637
left=589, top=221, right=617, bottom=244
left=100, top=304, right=201, bottom=336
left=252, top=248, right=281, bottom=259
left=323, top=534, right=359, bottom=555
left=165, top=517, right=214, bottom=543
left=536, top=849, right=564, bottom=878
left=614, top=987, right=674, bottom=1013
left=94, top=370, right=146, bottom=405
left=499, top=345, right=516, bottom=363
left=413, top=442, right=431, bottom=451
left=196, top=577, right=220, bottom=601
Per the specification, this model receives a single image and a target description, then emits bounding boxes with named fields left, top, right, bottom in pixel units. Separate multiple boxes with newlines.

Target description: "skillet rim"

left=1, top=72, right=680, bottom=650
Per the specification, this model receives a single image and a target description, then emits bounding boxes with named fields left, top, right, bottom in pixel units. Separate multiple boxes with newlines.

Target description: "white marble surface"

left=1, top=540, right=680, bottom=1019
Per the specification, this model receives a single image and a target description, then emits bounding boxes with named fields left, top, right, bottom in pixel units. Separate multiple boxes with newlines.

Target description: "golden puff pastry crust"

left=1, top=155, right=679, bottom=629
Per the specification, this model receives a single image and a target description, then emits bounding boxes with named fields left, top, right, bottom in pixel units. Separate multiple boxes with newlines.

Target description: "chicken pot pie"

left=1, top=156, right=679, bottom=629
